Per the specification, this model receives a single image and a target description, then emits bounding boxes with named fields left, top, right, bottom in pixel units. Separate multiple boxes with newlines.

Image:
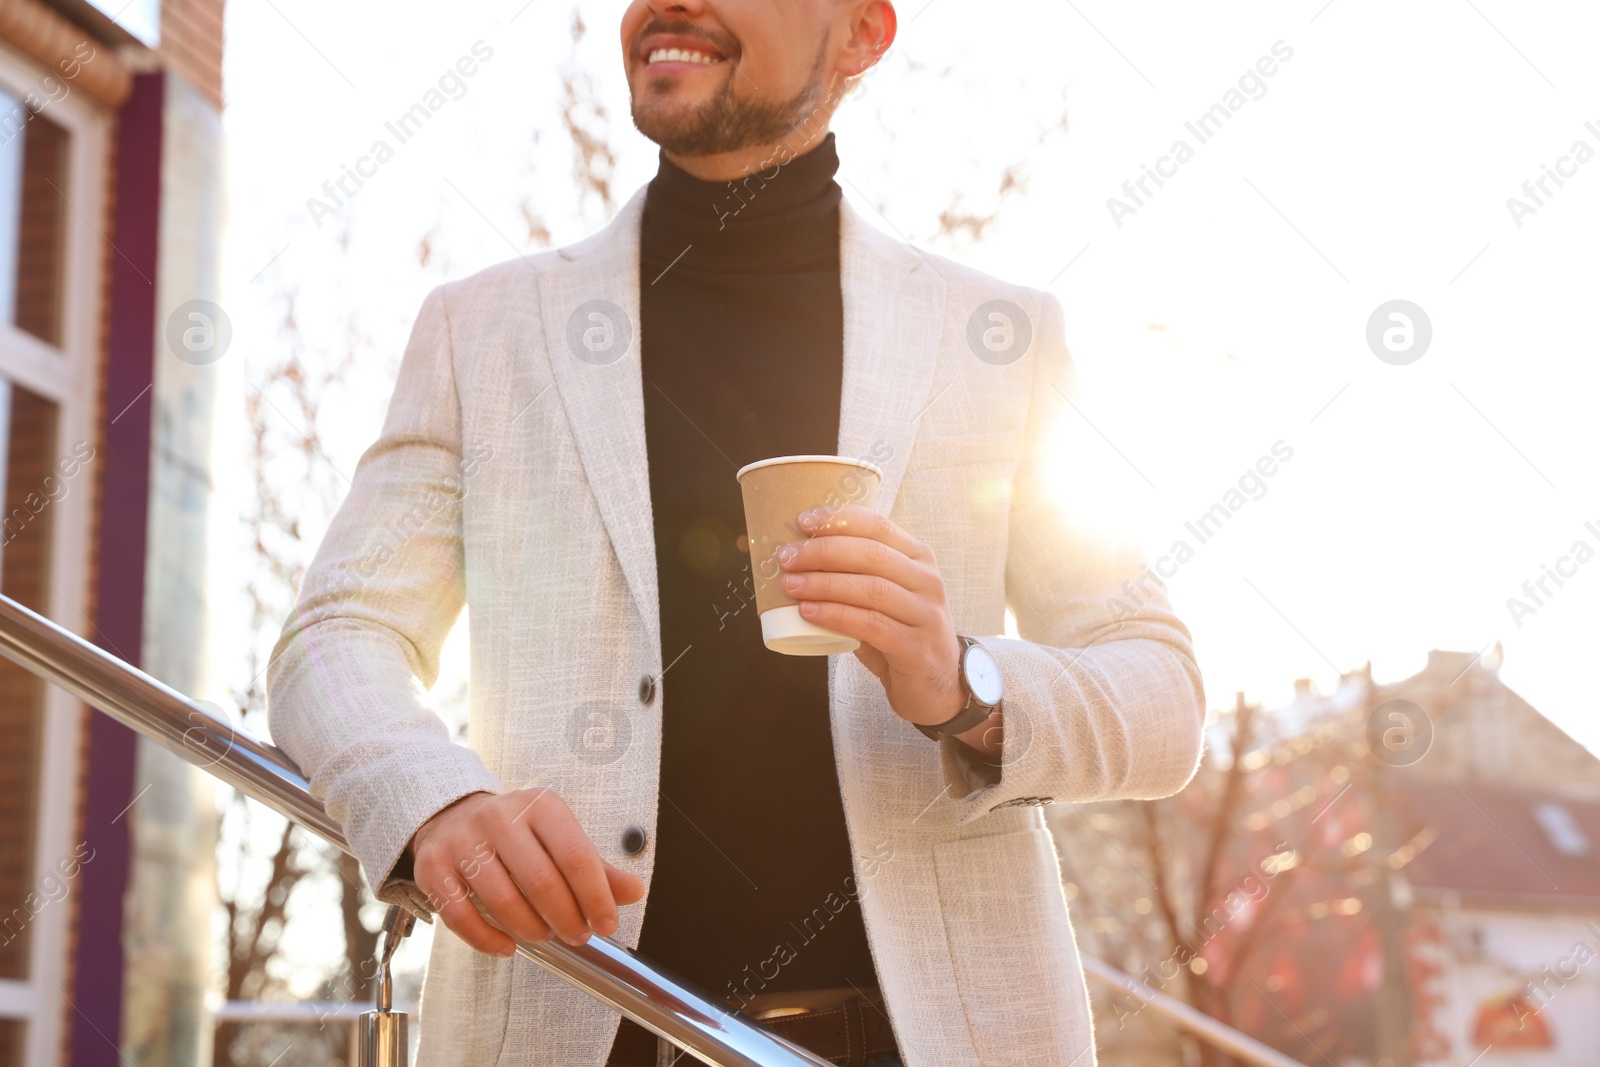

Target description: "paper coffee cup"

left=736, top=455, right=884, bottom=655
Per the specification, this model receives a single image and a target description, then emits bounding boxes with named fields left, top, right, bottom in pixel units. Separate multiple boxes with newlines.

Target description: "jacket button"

left=638, top=674, right=656, bottom=705
left=621, top=825, right=648, bottom=856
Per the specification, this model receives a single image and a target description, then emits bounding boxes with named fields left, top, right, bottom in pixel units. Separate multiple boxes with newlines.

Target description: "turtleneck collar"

left=641, top=132, right=842, bottom=274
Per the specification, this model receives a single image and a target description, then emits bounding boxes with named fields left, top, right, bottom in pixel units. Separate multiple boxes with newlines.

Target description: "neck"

left=642, top=130, right=841, bottom=273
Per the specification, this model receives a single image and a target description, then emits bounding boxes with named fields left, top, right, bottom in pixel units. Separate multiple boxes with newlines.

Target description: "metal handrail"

left=1080, top=957, right=1307, bottom=1067
left=0, top=592, right=1307, bottom=1067
left=0, top=594, right=829, bottom=1067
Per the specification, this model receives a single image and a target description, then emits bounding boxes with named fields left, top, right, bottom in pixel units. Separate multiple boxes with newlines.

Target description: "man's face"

left=621, top=0, right=846, bottom=157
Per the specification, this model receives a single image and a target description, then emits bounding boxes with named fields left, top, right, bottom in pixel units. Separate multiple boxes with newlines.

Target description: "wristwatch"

left=915, top=635, right=1004, bottom=742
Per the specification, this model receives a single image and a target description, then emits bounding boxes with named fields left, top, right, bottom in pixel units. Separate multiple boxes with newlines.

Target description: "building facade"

left=0, top=1, right=226, bottom=1063
left=1055, top=650, right=1600, bottom=1067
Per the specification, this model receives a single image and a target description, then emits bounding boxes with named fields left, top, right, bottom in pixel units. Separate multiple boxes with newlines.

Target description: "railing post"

left=356, top=905, right=414, bottom=1067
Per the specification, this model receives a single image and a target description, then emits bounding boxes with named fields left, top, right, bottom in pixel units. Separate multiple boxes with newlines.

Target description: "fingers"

left=411, top=788, right=648, bottom=957
left=418, top=855, right=516, bottom=958
left=520, top=796, right=623, bottom=941
left=796, top=598, right=921, bottom=659
left=780, top=523, right=933, bottom=595
left=780, top=567, right=930, bottom=628
left=801, top=505, right=930, bottom=563
left=497, top=825, right=592, bottom=945
left=605, top=862, right=646, bottom=905
left=465, top=852, right=554, bottom=946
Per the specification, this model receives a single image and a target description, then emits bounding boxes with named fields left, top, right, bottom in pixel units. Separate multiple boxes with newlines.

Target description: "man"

left=267, top=1, right=1206, bottom=1065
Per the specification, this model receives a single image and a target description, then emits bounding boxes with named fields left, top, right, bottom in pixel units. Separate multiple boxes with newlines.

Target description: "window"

left=0, top=91, right=67, bottom=346
left=1532, top=802, right=1590, bottom=858
left=0, top=383, right=60, bottom=990
left=0, top=41, right=108, bottom=1067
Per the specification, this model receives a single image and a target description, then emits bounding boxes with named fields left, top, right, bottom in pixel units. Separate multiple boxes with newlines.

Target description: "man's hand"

left=410, top=788, right=646, bottom=957
left=775, top=504, right=1001, bottom=756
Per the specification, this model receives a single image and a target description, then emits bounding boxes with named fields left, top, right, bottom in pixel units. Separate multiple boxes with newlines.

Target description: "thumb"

left=853, top=644, right=888, bottom=680
left=605, top=862, right=646, bottom=905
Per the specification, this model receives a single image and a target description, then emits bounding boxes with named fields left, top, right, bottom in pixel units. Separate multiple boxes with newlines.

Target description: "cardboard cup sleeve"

left=736, top=455, right=884, bottom=655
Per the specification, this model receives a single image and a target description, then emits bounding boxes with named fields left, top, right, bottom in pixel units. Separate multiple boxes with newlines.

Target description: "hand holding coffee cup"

left=736, top=455, right=884, bottom=655
left=738, top=460, right=995, bottom=752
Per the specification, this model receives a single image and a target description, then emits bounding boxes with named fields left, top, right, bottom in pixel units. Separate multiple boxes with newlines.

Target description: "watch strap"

left=914, top=700, right=993, bottom=742
left=915, top=636, right=998, bottom=742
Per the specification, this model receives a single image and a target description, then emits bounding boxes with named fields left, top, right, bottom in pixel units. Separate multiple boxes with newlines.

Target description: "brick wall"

left=159, top=0, right=226, bottom=108
left=15, top=112, right=66, bottom=344
left=0, top=1, right=225, bottom=109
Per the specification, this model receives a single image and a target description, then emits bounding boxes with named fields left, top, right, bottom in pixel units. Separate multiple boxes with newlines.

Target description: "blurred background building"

left=1058, top=648, right=1600, bottom=1067
left=0, top=0, right=225, bottom=1064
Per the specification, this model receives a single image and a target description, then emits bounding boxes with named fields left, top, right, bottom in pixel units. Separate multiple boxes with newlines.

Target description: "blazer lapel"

left=837, top=197, right=948, bottom=517
left=539, top=188, right=662, bottom=656
left=537, top=189, right=948, bottom=664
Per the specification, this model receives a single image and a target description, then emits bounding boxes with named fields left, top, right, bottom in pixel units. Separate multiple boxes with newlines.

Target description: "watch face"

left=963, top=643, right=1004, bottom=706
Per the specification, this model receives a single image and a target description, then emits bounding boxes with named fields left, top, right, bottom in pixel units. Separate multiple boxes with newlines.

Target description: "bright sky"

left=210, top=0, right=1600, bottom=982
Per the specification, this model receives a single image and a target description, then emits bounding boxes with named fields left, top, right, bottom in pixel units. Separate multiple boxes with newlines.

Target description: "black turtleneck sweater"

left=631, top=133, right=879, bottom=1000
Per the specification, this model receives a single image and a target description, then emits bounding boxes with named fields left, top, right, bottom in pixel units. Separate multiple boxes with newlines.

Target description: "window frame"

left=0, top=37, right=110, bottom=1067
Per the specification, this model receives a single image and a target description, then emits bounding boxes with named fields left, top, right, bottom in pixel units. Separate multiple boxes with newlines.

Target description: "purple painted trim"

left=72, top=69, right=164, bottom=1065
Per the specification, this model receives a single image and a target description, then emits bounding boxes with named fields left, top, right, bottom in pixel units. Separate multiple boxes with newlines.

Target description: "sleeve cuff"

left=353, top=760, right=504, bottom=919
left=940, top=731, right=1003, bottom=797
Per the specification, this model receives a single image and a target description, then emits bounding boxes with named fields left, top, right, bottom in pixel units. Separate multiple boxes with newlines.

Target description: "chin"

left=640, top=79, right=705, bottom=101
left=634, top=99, right=710, bottom=139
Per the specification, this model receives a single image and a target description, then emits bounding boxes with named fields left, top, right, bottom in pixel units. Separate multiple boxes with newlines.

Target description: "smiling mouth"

left=645, top=47, right=726, bottom=68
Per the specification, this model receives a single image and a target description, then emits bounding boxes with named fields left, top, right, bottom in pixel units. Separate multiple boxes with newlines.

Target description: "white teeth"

left=648, top=47, right=719, bottom=66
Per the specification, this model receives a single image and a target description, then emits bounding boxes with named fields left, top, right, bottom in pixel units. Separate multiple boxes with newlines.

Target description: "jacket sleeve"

left=266, top=285, right=504, bottom=917
left=938, top=289, right=1206, bottom=822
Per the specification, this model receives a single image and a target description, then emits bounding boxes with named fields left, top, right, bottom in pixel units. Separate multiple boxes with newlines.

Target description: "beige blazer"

left=267, top=183, right=1205, bottom=1067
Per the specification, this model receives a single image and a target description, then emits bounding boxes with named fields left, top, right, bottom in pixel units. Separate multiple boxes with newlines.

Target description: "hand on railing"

left=409, top=787, right=646, bottom=957
left=0, top=593, right=836, bottom=1067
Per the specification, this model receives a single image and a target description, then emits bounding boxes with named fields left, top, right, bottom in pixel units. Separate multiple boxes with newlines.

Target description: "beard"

left=631, top=38, right=830, bottom=157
